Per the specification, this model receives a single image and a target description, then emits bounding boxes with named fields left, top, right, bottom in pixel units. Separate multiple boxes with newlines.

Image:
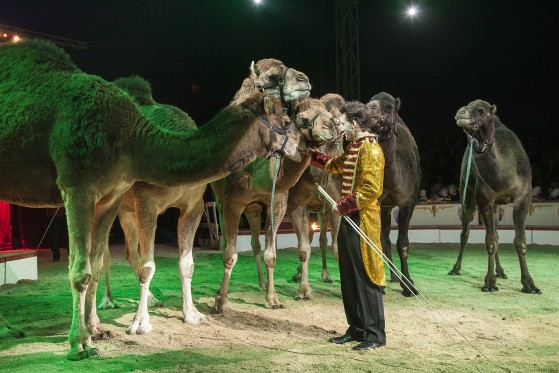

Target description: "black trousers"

left=338, top=211, right=386, bottom=344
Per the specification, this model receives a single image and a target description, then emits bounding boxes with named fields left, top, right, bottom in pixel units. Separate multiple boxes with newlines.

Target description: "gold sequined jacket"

left=323, top=134, right=386, bottom=287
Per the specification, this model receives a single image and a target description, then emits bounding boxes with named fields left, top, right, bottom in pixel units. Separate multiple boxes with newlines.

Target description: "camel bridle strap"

left=257, top=67, right=291, bottom=105
left=246, top=107, right=294, bottom=158
left=463, top=119, right=494, bottom=154
left=295, top=111, right=323, bottom=147
left=374, top=103, right=397, bottom=141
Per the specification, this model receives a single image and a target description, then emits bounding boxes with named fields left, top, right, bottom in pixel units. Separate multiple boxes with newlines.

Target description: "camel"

left=0, top=39, right=302, bottom=359
left=211, top=97, right=336, bottom=313
left=366, top=92, right=421, bottom=297
left=286, top=93, right=346, bottom=300
left=448, top=100, right=540, bottom=294
left=95, top=75, right=208, bottom=332
left=0, top=312, right=24, bottom=339
left=231, top=58, right=311, bottom=105
left=101, top=60, right=312, bottom=335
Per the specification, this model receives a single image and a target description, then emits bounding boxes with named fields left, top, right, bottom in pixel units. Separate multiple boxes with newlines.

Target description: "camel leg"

left=86, top=196, right=123, bottom=341
left=0, top=312, right=24, bottom=339
left=327, top=209, right=340, bottom=264
left=478, top=201, right=499, bottom=292
left=263, top=194, right=288, bottom=309
left=492, top=206, right=507, bottom=279
left=396, top=202, right=418, bottom=297
left=449, top=192, right=477, bottom=276
left=290, top=205, right=313, bottom=300
left=512, top=195, right=541, bottom=294
left=380, top=207, right=396, bottom=282
left=245, top=209, right=266, bottom=290
left=178, top=193, right=209, bottom=324
left=127, top=199, right=159, bottom=335
left=62, top=187, right=98, bottom=360
left=212, top=200, right=242, bottom=315
left=318, top=210, right=335, bottom=283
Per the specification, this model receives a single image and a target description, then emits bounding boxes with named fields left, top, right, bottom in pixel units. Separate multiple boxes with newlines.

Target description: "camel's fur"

left=0, top=40, right=301, bottom=359
left=286, top=93, right=346, bottom=300
left=367, top=92, right=421, bottom=296
left=97, top=75, right=208, bottom=334
left=449, top=100, right=540, bottom=294
left=210, top=97, right=336, bottom=313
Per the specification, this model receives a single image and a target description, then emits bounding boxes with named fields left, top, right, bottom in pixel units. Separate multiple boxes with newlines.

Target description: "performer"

left=310, top=100, right=386, bottom=350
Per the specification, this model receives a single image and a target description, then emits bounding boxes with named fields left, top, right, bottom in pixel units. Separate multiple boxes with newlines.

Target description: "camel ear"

left=491, top=105, right=497, bottom=114
left=263, top=96, right=274, bottom=114
left=250, top=61, right=260, bottom=77
left=395, top=98, right=401, bottom=112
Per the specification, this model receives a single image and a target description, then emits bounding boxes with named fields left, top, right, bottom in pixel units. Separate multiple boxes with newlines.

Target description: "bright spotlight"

left=407, top=5, right=418, bottom=17
left=254, top=0, right=262, bottom=4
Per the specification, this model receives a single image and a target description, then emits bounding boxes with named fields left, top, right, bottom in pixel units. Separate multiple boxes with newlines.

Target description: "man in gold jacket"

left=311, top=100, right=386, bottom=350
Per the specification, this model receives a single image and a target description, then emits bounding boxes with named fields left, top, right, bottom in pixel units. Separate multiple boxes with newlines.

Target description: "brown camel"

left=97, top=75, right=208, bottom=332
left=231, top=58, right=311, bottom=105
left=0, top=40, right=301, bottom=359
left=286, top=93, right=346, bottom=300
left=0, top=312, right=24, bottom=339
left=101, top=60, right=312, bottom=335
left=367, top=92, right=421, bottom=297
left=448, top=100, right=540, bottom=294
left=211, top=97, right=336, bottom=313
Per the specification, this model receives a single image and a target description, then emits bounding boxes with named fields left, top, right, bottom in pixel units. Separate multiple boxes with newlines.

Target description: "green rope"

left=461, top=140, right=474, bottom=220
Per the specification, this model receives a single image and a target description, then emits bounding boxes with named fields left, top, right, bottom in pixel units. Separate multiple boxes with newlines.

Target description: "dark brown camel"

left=448, top=100, right=541, bottom=294
left=367, top=92, right=421, bottom=297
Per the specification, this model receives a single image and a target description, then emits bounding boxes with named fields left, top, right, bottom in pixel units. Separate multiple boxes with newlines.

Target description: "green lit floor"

left=1, top=243, right=558, bottom=372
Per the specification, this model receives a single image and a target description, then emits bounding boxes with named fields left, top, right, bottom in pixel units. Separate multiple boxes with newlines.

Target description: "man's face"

left=339, top=113, right=356, bottom=141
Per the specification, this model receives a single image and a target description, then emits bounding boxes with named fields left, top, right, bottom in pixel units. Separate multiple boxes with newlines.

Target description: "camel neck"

left=131, top=111, right=268, bottom=187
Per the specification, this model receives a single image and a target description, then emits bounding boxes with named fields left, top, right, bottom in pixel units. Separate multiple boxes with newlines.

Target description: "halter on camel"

left=245, top=107, right=294, bottom=159
left=257, top=67, right=291, bottom=105
left=375, top=102, right=398, bottom=141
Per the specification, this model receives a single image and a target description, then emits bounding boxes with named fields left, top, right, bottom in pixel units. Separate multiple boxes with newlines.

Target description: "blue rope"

left=461, top=140, right=474, bottom=220
left=269, top=154, right=282, bottom=234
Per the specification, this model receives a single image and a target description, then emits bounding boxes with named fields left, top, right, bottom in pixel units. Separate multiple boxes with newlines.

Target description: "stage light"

left=407, top=5, right=418, bottom=17
left=311, top=222, right=319, bottom=231
left=12, top=35, right=22, bottom=43
left=253, top=0, right=262, bottom=4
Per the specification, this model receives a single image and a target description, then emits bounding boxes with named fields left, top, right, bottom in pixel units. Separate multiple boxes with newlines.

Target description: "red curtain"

left=0, top=201, right=12, bottom=250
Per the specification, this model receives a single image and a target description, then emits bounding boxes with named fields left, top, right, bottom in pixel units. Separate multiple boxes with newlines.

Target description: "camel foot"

left=266, top=299, right=284, bottom=309
left=495, top=271, right=508, bottom=279
left=321, top=270, right=333, bottom=284
left=184, top=308, right=209, bottom=324
left=291, top=272, right=302, bottom=283
left=67, top=346, right=99, bottom=361
left=402, top=287, right=418, bottom=297
left=521, top=286, right=542, bottom=294
left=91, top=329, right=113, bottom=341
left=0, top=326, right=25, bottom=339
left=211, top=295, right=230, bottom=315
left=98, top=297, right=120, bottom=310
left=448, top=267, right=461, bottom=276
left=258, top=281, right=267, bottom=292
left=481, top=285, right=499, bottom=292
left=126, top=315, right=153, bottom=335
left=294, top=293, right=313, bottom=301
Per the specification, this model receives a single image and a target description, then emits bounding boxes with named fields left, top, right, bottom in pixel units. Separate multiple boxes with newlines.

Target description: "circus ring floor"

left=0, top=242, right=558, bottom=372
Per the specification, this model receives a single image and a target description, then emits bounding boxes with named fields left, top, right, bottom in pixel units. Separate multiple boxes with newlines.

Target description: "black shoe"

left=352, top=340, right=385, bottom=350
left=328, top=333, right=363, bottom=344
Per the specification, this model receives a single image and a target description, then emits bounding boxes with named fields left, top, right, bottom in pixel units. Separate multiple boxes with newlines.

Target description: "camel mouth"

left=456, top=118, right=474, bottom=128
left=285, top=150, right=302, bottom=162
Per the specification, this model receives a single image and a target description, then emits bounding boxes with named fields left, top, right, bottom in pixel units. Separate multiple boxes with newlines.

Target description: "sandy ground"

left=1, top=243, right=558, bottom=372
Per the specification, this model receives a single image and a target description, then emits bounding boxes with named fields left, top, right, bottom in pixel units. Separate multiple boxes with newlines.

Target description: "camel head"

left=113, top=74, right=156, bottom=106
left=291, top=98, right=336, bottom=149
left=320, top=93, right=346, bottom=144
left=244, top=93, right=302, bottom=162
left=367, top=91, right=401, bottom=138
left=250, top=59, right=312, bottom=103
left=455, top=99, right=497, bottom=132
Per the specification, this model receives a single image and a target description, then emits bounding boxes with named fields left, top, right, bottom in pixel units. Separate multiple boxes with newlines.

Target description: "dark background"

left=2, top=1, right=558, bottom=246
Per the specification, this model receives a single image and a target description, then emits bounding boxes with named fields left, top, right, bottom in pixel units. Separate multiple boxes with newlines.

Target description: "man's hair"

left=340, top=101, right=372, bottom=130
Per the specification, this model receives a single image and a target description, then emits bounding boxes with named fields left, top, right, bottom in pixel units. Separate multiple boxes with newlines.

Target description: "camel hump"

left=0, top=39, right=78, bottom=74
left=113, top=75, right=156, bottom=106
